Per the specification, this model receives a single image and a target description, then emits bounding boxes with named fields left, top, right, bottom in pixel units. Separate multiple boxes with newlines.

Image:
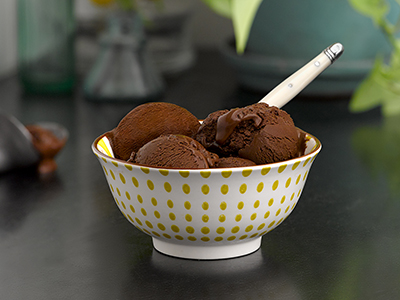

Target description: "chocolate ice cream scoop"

left=195, top=103, right=303, bottom=164
left=107, top=102, right=200, bottom=161
left=215, top=157, right=256, bottom=168
left=238, top=125, right=305, bottom=165
left=132, top=134, right=219, bottom=169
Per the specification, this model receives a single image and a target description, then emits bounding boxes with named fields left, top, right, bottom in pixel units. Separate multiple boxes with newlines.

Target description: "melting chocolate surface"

left=216, top=109, right=262, bottom=145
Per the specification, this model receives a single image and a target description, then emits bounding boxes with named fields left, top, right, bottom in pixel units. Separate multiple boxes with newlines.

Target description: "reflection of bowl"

left=92, top=130, right=321, bottom=260
left=145, top=249, right=301, bottom=300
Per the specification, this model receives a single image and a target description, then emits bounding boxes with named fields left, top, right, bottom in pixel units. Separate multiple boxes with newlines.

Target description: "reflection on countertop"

left=121, top=248, right=301, bottom=300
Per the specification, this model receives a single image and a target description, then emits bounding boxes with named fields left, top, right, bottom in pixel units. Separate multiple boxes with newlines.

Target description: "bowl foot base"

left=152, top=237, right=262, bottom=260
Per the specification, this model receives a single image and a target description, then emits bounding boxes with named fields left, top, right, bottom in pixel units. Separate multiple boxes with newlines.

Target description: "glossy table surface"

left=1, top=51, right=400, bottom=300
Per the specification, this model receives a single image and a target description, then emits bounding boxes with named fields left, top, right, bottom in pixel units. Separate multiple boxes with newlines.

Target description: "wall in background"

left=190, top=1, right=233, bottom=48
left=0, top=0, right=233, bottom=79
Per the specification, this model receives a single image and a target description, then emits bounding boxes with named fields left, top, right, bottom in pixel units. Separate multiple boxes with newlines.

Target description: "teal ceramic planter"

left=221, top=0, right=398, bottom=96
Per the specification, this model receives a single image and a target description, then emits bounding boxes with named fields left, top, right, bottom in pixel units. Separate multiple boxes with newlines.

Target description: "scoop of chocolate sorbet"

left=131, top=134, right=219, bottom=169
left=107, top=102, right=200, bottom=161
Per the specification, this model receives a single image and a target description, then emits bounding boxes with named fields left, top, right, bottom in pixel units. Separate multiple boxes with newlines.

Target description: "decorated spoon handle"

left=259, top=43, right=344, bottom=108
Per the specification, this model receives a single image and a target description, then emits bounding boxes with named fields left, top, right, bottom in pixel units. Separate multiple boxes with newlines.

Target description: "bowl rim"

left=91, top=130, right=322, bottom=172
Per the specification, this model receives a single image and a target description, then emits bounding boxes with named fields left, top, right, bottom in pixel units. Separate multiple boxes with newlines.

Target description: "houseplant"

left=219, top=0, right=394, bottom=96
left=201, top=0, right=263, bottom=53
left=348, top=0, right=400, bottom=116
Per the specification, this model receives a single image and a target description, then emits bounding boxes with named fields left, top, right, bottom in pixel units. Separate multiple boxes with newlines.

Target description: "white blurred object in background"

left=0, top=0, right=17, bottom=80
left=138, top=0, right=196, bottom=74
left=74, top=0, right=233, bottom=49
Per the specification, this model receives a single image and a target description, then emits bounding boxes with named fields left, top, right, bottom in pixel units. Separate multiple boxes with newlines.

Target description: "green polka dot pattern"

left=92, top=131, right=322, bottom=259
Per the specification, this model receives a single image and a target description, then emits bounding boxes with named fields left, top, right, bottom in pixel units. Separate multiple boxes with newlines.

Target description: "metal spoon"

left=0, top=111, right=40, bottom=173
left=0, top=112, right=68, bottom=174
left=259, top=43, right=344, bottom=108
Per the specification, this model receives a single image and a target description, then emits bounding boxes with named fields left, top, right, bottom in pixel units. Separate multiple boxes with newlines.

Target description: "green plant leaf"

left=348, top=0, right=388, bottom=25
left=231, top=0, right=263, bottom=53
left=348, top=0, right=400, bottom=116
left=202, top=0, right=263, bottom=53
left=381, top=89, right=400, bottom=115
left=201, top=0, right=232, bottom=18
left=349, top=58, right=387, bottom=112
left=350, top=54, right=400, bottom=116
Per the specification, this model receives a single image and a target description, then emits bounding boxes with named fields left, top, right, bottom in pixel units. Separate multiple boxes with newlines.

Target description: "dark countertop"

left=1, top=50, right=400, bottom=300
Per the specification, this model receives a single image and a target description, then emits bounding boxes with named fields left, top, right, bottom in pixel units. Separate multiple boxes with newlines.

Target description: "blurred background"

left=0, top=0, right=233, bottom=81
left=1, top=0, right=395, bottom=102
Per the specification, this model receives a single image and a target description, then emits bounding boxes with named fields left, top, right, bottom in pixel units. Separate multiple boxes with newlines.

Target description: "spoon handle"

left=259, top=43, right=344, bottom=108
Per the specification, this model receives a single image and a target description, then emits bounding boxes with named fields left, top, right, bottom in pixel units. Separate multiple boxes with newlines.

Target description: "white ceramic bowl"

left=92, top=131, right=321, bottom=260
